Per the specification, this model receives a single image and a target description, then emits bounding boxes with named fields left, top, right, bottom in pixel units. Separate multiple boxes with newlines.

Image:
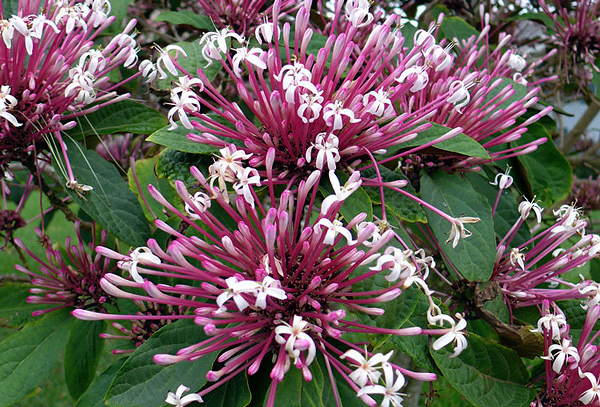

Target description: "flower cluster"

left=151, top=2, right=468, bottom=182
left=492, top=200, right=599, bottom=310
left=192, top=0, right=300, bottom=38
left=74, top=162, right=467, bottom=406
left=14, top=221, right=113, bottom=315
left=395, top=13, right=555, bottom=173
left=533, top=300, right=600, bottom=406
left=0, top=0, right=140, bottom=182
left=539, top=0, right=600, bottom=82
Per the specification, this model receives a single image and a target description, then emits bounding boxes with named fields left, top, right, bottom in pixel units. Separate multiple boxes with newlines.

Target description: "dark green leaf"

left=154, top=10, right=214, bottom=30
left=0, top=283, right=53, bottom=327
left=439, top=17, right=479, bottom=43
left=0, top=309, right=73, bottom=407
left=147, top=123, right=221, bottom=154
left=127, top=156, right=182, bottom=222
left=155, top=148, right=213, bottom=187
left=430, top=377, right=476, bottom=407
left=104, top=0, right=135, bottom=33
left=305, top=32, right=328, bottom=59
left=56, top=139, right=151, bottom=247
left=155, top=41, right=222, bottom=90
left=463, top=172, right=531, bottom=248
left=382, top=205, right=414, bottom=248
left=203, top=372, right=251, bottom=407
left=420, top=171, right=496, bottom=282
left=106, top=319, right=218, bottom=407
left=76, top=359, right=127, bottom=407
left=361, top=167, right=426, bottom=223
left=67, top=101, right=168, bottom=139
left=400, top=23, right=418, bottom=50
left=65, top=320, right=106, bottom=400
left=401, top=123, right=490, bottom=159
left=510, top=12, right=557, bottom=33
left=1, top=0, right=19, bottom=16
left=511, top=123, right=572, bottom=206
left=431, top=334, right=536, bottom=407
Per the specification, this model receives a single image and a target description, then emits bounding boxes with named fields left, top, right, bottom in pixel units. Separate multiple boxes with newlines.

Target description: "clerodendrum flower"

left=0, top=0, right=141, bottom=185
left=158, top=0, right=472, bottom=183
left=533, top=302, right=600, bottom=406
left=73, top=161, right=463, bottom=406
left=493, top=203, right=599, bottom=309
left=15, top=221, right=113, bottom=315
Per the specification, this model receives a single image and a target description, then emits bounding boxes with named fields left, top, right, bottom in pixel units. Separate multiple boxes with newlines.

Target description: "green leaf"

left=431, top=334, right=536, bottom=407
left=510, top=12, right=557, bottom=33
left=154, top=10, right=214, bottom=30
left=203, top=373, right=251, bottom=407
left=1, top=0, right=19, bottom=16
left=155, top=148, right=213, bottom=187
left=361, top=167, right=426, bottom=223
left=127, top=156, right=181, bottom=222
left=155, top=41, right=223, bottom=90
left=401, top=123, right=490, bottom=159
left=420, top=171, right=496, bottom=282
left=76, top=359, right=127, bottom=407
left=400, top=22, right=418, bottom=51
left=463, top=173, right=531, bottom=248
left=0, top=283, right=53, bottom=327
left=511, top=122, right=572, bottom=206
left=305, top=32, right=328, bottom=59
left=104, top=0, right=135, bottom=33
left=0, top=309, right=73, bottom=407
left=56, top=139, right=151, bottom=247
left=106, top=319, right=218, bottom=407
left=267, top=354, right=325, bottom=407
left=430, top=377, right=477, bottom=407
left=67, top=101, right=168, bottom=139
left=65, top=320, right=106, bottom=400
left=147, top=123, right=221, bottom=154
left=439, top=17, right=479, bottom=43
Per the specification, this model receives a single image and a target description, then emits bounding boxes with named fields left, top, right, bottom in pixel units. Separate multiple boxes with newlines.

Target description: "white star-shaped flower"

left=341, top=349, right=393, bottom=387
left=274, top=315, right=316, bottom=367
left=432, top=313, right=468, bottom=358
left=357, top=363, right=406, bottom=407
left=165, top=385, right=203, bottom=407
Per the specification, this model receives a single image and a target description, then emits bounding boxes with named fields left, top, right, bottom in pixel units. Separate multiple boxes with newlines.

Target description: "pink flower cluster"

left=0, top=0, right=140, bottom=179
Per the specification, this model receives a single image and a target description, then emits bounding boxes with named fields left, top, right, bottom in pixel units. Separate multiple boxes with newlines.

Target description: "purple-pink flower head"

left=534, top=301, right=600, bottom=407
left=14, top=221, right=114, bottom=316
left=393, top=16, right=554, bottom=172
left=81, top=165, right=441, bottom=406
left=162, top=2, right=464, bottom=182
left=539, top=0, right=600, bottom=83
left=194, top=0, right=299, bottom=39
left=493, top=203, right=599, bottom=311
left=0, top=0, right=139, bottom=174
